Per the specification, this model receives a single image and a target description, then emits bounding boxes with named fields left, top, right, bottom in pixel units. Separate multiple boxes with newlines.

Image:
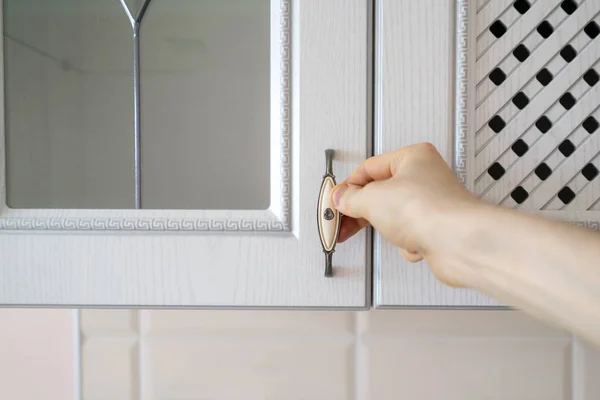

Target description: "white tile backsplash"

left=79, top=309, right=598, bottom=400
left=362, top=338, right=571, bottom=400
left=143, top=338, right=354, bottom=400
left=357, top=310, right=573, bottom=400
left=0, top=309, right=78, bottom=400
left=140, top=309, right=355, bottom=337
left=81, top=310, right=138, bottom=337
left=82, top=337, right=139, bottom=400
left=2, top=309, right=599, bottom=400
left=362, top=309, right=572, bottom=338
left=573, top=338, right=600, bottom=400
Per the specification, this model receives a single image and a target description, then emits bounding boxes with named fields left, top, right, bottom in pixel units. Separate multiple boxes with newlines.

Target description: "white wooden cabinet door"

left=374, top=0, right=495, bottom=308
left=375, top=0, right=600, bottom=307
left=0, top=0, right=371, bottom=308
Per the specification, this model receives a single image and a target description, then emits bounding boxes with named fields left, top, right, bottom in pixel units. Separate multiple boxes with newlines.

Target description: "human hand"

left=330, top=142, right=482, bottom=286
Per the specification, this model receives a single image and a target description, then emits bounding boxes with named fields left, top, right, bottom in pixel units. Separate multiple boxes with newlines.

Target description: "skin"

left=330, top=142, right=600, bottom=347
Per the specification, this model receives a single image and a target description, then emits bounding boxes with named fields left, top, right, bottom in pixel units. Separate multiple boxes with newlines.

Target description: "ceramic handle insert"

left=317, top=149, right=342, bottom=277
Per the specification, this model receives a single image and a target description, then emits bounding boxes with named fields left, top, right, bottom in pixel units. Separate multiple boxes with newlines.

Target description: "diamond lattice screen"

left=470, top=0, right=600, bottom=211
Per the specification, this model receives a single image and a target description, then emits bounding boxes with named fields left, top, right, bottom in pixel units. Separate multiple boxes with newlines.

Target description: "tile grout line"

left=354, top=313, right=359, bottom=400
left=74, top=310, right=83, bottom=400
left=138, top=311, right=144, bottom=400
left=571, top=335, right=582, bottom=400
left=354, top=312, right=368, bottom=400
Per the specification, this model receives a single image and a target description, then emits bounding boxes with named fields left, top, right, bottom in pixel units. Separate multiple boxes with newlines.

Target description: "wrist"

left=420, top=195, right=487, bottom=248
left=418, top=197, right=494, bottom=287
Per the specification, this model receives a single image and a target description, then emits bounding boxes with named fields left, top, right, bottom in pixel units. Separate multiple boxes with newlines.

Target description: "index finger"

left=343, top=143, right=437, bottom=187
left=344, top=150, right=402, bottom=187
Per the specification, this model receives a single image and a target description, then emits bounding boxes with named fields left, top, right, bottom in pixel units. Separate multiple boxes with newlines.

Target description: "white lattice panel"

left=458, top=0, right=600, bottom=223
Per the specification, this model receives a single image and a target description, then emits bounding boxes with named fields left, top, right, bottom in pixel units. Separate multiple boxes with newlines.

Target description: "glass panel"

left=4, top=0, right=134, bottom=208
left=125, top=0, right=147, bottom=18
left=139, top=0, right=271, bottom=210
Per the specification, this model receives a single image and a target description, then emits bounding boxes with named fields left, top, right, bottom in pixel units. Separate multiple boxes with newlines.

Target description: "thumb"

left=331, top=184, right=368, bottom=219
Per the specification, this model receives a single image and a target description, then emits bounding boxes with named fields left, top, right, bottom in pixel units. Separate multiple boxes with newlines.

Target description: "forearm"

left=434, top=203, right=600, bottom=346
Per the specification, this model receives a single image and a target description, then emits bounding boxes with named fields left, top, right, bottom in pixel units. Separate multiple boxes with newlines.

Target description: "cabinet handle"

left=317, top=149, right=342, bottom=277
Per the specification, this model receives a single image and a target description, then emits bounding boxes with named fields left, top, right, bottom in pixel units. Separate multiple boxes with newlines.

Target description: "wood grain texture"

left=476, top=0, right=551, bottom=80
left=373, top=0, right=500, bottom=307
left=475, top=0, right=513, bottom=36
left=475, top=0, right=598, bottom=132
left=476, top=0, right=491, bottom=12
left=475, top=1, right=578, bottom=105
left=470, top=0, right=600, bottom=216
left=378, top=0, right=600, bottom=307
left=475, top=0, right=521, bottom=58
left=0, top=0, right=370, bottom=308
left=481, top=94, right=600, bottom=204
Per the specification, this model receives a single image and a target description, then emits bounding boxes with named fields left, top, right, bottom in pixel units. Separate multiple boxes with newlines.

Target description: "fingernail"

left=332, top=185, right=346, bottom=207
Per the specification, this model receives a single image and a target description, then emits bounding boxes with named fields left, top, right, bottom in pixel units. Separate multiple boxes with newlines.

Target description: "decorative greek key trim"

left=573, top=221, right=600, bottom=231
left=278, top=0, right=292, bottom=231
left=454, top=0, right=469, bottom=186
left=0, top=217, right=286, bottom=231
left=0, top=0, right=292, bottom=232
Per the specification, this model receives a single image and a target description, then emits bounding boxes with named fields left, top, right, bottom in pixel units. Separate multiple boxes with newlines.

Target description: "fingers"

left=342, top=142, right=439, bottom=187
left=331, top=183, right=367, bottom=219
left=337, top=215, right=369, bottom=243
left=329, top=146, right=415, bottom=217
left=344, top=151, right=401, bottom=187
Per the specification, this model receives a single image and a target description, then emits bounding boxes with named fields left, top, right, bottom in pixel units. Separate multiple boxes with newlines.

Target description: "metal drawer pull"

left=317, top=149, right=342, bottom=277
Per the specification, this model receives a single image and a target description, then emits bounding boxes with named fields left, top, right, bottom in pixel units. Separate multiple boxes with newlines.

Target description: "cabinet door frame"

left=373, top=0, right=501, bottom=309
left=0, top=0, right=291, bottom=232
left=375, top=0, right=600, bottom=309
left=0, top=0, right=372, bottom=309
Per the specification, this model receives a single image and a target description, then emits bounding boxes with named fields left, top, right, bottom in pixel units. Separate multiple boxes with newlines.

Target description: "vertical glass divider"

left=119, top=0, right=152, bottom=209
left=133, top=23, right=142, bottom=208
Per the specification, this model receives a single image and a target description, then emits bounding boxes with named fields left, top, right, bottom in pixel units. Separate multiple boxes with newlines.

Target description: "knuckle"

left=419, top=142, right=436, bottom=153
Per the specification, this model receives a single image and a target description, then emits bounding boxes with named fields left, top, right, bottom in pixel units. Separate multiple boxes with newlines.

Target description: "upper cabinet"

left=0, top=0, right=371, bottom=308
left=375, top=0, right=600, bottom=308
left=373, top=0, right=486, bottom=308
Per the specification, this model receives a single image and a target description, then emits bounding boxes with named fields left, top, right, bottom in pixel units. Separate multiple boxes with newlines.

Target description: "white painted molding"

left=0, top=0, right=292, bottom=232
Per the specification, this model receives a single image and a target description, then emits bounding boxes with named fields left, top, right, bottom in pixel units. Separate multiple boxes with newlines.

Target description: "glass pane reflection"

left=139, top=0, right=271, bottom=210
left=4, top=0, right=134, bottom=209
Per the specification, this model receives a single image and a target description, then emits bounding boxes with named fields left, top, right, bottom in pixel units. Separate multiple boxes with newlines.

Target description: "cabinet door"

left=375, top=0, right=600, bottom=308
left=374, top=0, right=492, bottom=308
left=0, top=0, right=371, bottom=308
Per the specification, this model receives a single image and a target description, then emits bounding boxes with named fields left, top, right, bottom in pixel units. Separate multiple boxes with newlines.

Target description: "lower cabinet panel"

left=3, top=309, right=598, bottom=400
left=79, top=309, right=596, bottom=400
